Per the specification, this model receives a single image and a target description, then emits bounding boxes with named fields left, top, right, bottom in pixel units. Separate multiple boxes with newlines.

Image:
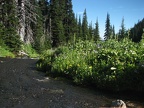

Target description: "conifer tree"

left=112, top=25, right=115, bottom=39
left=2, top=0, right=22, bottom=52
left=94, top=18, right=100, bottom=41
left=36, top=0, right=51, bottom=51
left=78, top=15, right=83, bottom=39
left=32, top=1, right=44, bottom=53
left=82, top=9, right=88, bottom=40
left=63, top=0, right=76, bottom=43
left=49, top=0, right=65, bottom=47
left=104, top=13, right=111, bottom=40
left=130, top=18, right=144, bottom=42
left=118, top=17, right=126, bottom=40
left=110, top=25, right=113, bottom=39
left=0, top=22, right=5, bottom=46
left=88, top=21, right=93, bottom=40
left=0, top=2, right=5, bottom=46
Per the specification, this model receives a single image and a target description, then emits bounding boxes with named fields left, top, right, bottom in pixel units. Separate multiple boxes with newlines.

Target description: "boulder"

left=111, top=99, right=126, bottom=108
left=17, top=51, right=29, bottom=59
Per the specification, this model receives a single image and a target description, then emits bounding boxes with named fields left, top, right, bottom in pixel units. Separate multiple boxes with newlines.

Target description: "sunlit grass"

left=0, top=46, right=15, bottom=58
left=22, top=44, right=39, bottom=58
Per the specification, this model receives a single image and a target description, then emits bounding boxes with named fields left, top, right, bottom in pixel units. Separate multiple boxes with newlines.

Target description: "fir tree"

left=0, top=22, right=5, bottom=46
left=94, top=18, right=100, bottom=41
left=104, top=13, right=111, bottom=40
left=112, top=25, right=115, bottom=39
left=78, top=15, right=83, bottom=39
left=37, top=0, right=51, bottom=51
left=130, top=18, right=144, bottom=42
left=2, top=0, right=22, bottom=52
left=88, top=21, right=93, bottom=40
left=63, top=0, right=76, bottom=43
left=32, top=1, right=45, bottom=53
left=82, top=9, right=88, bottom=40
left=118, top=17, right=126, bottom=40
left=49, top=0, right=65, bottom=47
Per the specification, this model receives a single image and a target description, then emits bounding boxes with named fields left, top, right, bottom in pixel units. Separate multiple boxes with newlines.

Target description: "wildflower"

left=112, top=75, right=115, bottom=79
left=111, top=67, right=116, bottom=70
left=89, top=66, right=92, bottom=69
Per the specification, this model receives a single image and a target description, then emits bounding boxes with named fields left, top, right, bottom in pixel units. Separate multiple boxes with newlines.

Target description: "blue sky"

left=72, top=0, right=144, bottom=38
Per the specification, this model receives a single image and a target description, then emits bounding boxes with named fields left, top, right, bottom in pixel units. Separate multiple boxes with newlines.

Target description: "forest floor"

left=0, top=57, right=144, bottom=108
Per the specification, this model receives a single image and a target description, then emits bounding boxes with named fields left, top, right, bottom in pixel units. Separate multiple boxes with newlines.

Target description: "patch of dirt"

left=0, top=58, right=144, bottom=108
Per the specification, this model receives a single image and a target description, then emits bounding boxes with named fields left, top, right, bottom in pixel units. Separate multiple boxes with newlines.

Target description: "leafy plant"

left=37, top=39, right=144, bottom=92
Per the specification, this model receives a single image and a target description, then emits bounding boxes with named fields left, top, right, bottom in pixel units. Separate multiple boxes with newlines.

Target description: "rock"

left=17, top=51, right=29, bottom=59
left=111, top=99, right=126, bottom=108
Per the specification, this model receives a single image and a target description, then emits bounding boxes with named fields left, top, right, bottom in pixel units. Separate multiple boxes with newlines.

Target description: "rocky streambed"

left=0, top=58, right=143, bottom=108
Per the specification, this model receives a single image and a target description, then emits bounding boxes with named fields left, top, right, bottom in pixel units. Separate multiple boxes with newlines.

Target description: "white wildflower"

left=111, top=67, right=117, bottom=70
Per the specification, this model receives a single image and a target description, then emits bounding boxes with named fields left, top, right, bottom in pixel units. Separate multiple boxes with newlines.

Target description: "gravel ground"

left=0, top=58, right=143, bottom=108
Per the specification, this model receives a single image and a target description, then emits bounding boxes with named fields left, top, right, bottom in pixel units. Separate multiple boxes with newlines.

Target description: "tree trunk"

left=17, top=0, right=25, bottom=42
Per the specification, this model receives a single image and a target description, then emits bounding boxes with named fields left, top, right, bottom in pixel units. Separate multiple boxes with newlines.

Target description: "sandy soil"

left=0, top=58, right=143, bottom=108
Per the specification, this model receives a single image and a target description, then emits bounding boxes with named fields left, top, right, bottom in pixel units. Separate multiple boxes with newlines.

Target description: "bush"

left=37, top=39, right=144, bottom=92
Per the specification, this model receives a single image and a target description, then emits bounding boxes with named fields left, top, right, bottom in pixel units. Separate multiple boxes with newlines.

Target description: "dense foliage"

left=0, top=0, right=22, bottom=52
left=129, top=18, right=144, bottom=42
left=37, top=38, right=144, bottom=92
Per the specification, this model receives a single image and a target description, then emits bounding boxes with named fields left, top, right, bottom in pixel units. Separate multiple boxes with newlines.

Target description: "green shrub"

left=37, top=39, right=144, bottom=92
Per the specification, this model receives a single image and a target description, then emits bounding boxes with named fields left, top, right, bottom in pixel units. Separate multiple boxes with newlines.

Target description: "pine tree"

left=88, top=21, right=93, bottom=40
left=49, top=0, right=65, bottom=47
left=0, top=2, right=5, bottom=46
left=63, top=0, right=76, bottom=43
left=130, top=18, right=144, bottom=42
left=32, top=1, right=44, bottom=53
left=78, top=15, right=83, bottom=39
left=35, top=0, right=51, bottom=51
left=104, top=13, right=111, bottom=40
left=0, top=22, right=5, bottom=46
left=2, top=0, right=22, bottom=52
left=94, top=18, right=100, bottom=41
left=118, top=17, right=126, bottom=40
left=82, top=9, right=88, bottom=40
left=112, top=25, right=115, bottom=39
left=17, top=0, right=38, bottom=43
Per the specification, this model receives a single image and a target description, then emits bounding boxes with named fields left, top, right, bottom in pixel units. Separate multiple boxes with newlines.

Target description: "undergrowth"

left=22, top=44, right=39, bottom=58
left=0, top=46, right=15, bottom=58
left=37, top=39, right=144, bottom=92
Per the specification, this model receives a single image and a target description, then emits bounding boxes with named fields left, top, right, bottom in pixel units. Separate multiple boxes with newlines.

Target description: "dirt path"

left=0, top=58, right=143, bottom=108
